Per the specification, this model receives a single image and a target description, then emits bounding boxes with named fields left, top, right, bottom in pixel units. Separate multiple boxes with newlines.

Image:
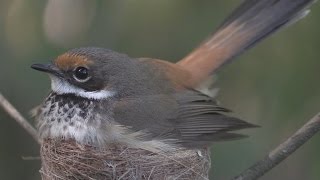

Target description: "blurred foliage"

left=0, top=0, right=320, bottom=179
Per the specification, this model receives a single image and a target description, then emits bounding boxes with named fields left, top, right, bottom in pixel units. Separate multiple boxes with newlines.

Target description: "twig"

left=0, top=92, right=40, bottom=144
left=232, top=112, right=320, bottom=180
left=22, top=156, right=41, bottom=160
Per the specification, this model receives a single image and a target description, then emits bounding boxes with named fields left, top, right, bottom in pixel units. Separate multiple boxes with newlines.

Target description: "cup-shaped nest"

left=40, top=139, right=211, bottom=180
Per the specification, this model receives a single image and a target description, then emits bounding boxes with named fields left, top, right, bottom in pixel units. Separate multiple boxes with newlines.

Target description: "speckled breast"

left=35, top=92, right=102, bottom=144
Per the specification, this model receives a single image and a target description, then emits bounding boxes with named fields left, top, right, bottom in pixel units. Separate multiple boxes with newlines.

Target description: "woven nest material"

left=40, top=139, right=211, bottom=180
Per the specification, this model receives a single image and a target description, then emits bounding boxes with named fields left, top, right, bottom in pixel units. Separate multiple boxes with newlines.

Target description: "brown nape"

left=55, top=53, right=93, bottom=71
left=139, top=58, right=193, bottom=90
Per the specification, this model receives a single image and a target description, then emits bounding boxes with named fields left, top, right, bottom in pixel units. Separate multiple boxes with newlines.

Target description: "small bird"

left=32, top=47, right=257, bottom=151
left=31, top=0, right=316, bottom=179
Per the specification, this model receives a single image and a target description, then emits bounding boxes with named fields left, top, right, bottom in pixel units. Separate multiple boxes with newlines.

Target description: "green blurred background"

left=0, top=0, right=319, bottom=179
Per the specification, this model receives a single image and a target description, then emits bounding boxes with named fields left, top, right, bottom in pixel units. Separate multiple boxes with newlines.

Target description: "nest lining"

left=40, top=139, right=211, bottom=180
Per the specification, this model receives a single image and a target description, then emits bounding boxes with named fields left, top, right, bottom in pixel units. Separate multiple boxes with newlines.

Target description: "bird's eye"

left=73, top=67, right=90, bottom=82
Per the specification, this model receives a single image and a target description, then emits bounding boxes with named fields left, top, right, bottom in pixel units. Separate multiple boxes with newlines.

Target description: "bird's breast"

left=35, top=92, right=107, bottom=145
left=35, top=93, right=178, bottom=152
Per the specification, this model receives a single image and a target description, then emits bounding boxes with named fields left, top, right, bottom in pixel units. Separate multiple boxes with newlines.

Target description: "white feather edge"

left=50, top=76, right=115, bottom=100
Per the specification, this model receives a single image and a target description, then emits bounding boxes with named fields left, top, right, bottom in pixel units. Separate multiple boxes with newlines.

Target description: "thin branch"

left=22, top=156, right=41, bottom=160
left=0, top=92, right=40, bottom=144
left=232, top=112, right=320, bottom=180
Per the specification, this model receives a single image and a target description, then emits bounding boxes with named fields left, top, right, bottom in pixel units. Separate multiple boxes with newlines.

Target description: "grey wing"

left=112, top=90, right=257, bottom=148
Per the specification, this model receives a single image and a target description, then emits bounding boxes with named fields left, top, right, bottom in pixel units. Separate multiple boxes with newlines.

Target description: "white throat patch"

left=50, top=76, right=115, bottom=100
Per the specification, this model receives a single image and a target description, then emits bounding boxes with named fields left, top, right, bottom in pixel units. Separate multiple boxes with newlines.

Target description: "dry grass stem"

left=0, top=92, right=40, bottom=144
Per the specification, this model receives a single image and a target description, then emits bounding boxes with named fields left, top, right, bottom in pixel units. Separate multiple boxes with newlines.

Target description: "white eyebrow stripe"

left=50, top=76, right=115, bottom=100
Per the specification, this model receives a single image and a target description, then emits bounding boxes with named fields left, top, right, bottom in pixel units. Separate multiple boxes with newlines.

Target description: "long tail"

left=177, top=0, right=316, bottom=87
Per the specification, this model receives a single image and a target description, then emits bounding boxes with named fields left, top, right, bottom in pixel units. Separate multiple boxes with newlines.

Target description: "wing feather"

left=113, top=90, right=257, bottom=148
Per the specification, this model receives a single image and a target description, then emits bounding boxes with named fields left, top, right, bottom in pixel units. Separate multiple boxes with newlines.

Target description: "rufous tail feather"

left=178, top=0, right=316, bottom=87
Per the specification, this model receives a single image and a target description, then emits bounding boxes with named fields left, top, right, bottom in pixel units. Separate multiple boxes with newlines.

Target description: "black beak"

left=31, top=63, right=63, bottom=77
